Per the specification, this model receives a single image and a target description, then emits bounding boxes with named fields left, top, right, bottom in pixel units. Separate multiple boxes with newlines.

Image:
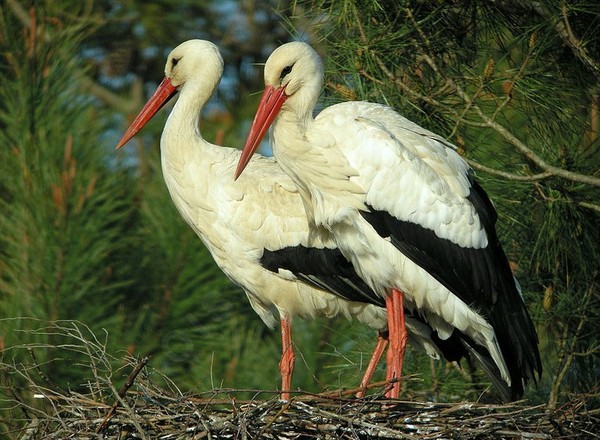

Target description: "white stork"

left=235, top=41, right=542, bottom=401
left=116, top=40, right=467, bottom=401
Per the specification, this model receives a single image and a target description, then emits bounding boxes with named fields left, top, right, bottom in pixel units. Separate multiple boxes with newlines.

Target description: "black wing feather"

left=361, top=179, right=541, bottom=400
left=261, top=245, right=384, bottom=307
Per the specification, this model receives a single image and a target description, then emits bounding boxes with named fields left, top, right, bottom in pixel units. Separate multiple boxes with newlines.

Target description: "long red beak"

left=115, top=77, right=178, bottom=149
left=234, top=85, right=287, bottom=179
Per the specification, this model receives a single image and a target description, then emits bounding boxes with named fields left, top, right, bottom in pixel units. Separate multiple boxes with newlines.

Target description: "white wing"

left=316, top=101, right=487, bottom=249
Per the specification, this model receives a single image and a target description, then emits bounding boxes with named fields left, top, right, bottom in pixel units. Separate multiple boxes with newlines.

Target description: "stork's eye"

left=280, top=64, right=293, bottom=79
left=172, top=57, right=181, bottom=67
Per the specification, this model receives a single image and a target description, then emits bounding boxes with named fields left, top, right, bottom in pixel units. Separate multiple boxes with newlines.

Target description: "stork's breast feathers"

left=220, top=177, right=317, bottom=254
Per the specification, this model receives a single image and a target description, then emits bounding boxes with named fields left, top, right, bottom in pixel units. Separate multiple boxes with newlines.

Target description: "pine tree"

left=0, top=0, right=147, bottom=397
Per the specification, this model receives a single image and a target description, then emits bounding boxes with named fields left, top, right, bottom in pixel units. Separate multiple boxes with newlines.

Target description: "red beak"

left=115, top=77, right=178, bottom=149
left=234, top=85, right=287, bottom=179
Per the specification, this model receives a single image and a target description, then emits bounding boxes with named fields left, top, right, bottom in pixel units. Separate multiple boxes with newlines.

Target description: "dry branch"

left=96, top=356, right=149, bottom=433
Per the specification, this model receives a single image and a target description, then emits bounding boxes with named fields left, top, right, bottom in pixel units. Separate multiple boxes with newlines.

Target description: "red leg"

left=279, top=317, right=295, bottom=401
left=385, top=288, right=407, bottom=398
left=356, top=330, right=389, bottom=398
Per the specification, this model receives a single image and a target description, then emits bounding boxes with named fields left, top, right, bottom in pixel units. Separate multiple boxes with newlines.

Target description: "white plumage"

left=117, top=40, right=460, bottom=401
left=236, top=41, right=542, bottom=401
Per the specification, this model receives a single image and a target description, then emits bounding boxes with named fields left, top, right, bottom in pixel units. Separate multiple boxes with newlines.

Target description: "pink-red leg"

left=385, top=288, right=408, bottom=398
left=356, top=330, right=389, bottom=398
left=279, top=317, right=295, bottom=401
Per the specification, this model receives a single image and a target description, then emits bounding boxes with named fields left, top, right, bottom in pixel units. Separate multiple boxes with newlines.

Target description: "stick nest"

left=9, top=363, right=600, bottom=439
left=2, top=321, right=599, bottom=439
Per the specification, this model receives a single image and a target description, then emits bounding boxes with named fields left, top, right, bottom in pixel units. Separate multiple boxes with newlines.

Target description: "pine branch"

left=352, top=5, right=600, bottom=187
left=548, top=281, right=596, bottom=409
left=441, top=74, right=600, bottom=186
left=465, top=159, right=553, bottom=181
left=355, top=19, right=600, bottom=188
left=519, top=0, right=600, bottom=83
left=401, top=8, right=600, bottom=187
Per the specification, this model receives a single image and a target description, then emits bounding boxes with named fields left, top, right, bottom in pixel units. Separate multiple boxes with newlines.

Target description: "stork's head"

left=116, top=39, right=223, bottom=149
left=263, top=42, right=324, bottom=107
left=235, top=42, right=324, bottom=179
left=163, top=39, right=224, bottom=91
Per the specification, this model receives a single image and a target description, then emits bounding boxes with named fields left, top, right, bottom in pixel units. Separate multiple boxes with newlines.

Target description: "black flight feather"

left=360, top=179, right=541, bottom=400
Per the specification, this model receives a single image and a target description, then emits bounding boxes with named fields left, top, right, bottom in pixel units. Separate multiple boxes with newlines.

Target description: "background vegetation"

left=1, top=0, right=598, bottom=433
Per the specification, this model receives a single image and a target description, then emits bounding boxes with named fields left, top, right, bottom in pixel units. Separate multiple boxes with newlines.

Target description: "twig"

left=466, top=159, right=553, bottom=181
left=79, top=75, right=144, bottom=114
left=95, top=356, right=149, bottom=433
left=295, top=401, right=417, bottom=439
left=17, top=418, right=40, bottom=440
left=548, top=281, right=596, bottom=409
left=318, top=378, right=397, bottom=399
left=578, top=201, right=600, bottom=212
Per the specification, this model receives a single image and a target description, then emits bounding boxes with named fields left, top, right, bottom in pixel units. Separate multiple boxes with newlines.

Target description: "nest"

left=7, top=358, right=599, bottom=439
left=2, top=322, right=599, bottom=439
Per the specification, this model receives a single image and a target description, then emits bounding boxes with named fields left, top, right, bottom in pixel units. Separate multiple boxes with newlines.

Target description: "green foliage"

left=0, top=1, right=137, bottom=400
